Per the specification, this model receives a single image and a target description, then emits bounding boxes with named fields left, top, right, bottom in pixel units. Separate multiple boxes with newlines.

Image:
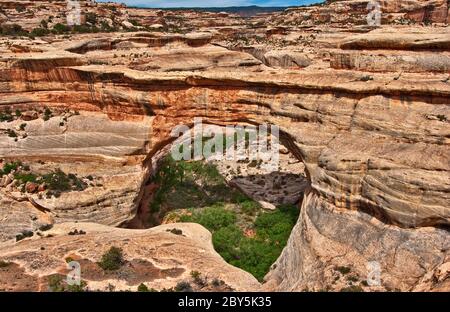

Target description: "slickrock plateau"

left=0, top=222, right=260, bottom=291
left=0, top=0, right=449, bottom=292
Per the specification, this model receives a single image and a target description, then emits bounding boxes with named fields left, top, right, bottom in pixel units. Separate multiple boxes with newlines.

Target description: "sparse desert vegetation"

left=98, top=247, right=125, bottom=271
left=0, top=0, right=447, bottom=294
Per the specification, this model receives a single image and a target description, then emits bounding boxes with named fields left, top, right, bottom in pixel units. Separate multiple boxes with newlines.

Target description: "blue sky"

left=97, top=0, right=323, bottom=8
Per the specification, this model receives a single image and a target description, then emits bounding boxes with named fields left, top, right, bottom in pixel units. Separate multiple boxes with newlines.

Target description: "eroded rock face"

left=277, top=0, right=449, bottom=25
left=265, top=190, right=450, bottom=292
left=0, top=0, right=449, bottom=292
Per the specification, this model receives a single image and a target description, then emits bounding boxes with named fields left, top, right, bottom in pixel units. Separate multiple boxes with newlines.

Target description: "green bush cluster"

left=0, top=108, right=23, bottom=123
left=0, top=109, right=14, bottom=122
left=174, top=281, right=193, bottom=292
left=0, top=24, right=29, bottom=37
left=1, top=161, right=87, bottom=195
left=0, top=161, right=22, bottom=176
left=43, top=107, right=52, bottom=121
left=148, top=154, right=298, bottom=281
left=0, top=21, right=118, bottom=38
left=48, top=274, right=87, bottom=292
left=42, top=170, right=77, bottom=191
left=137, top=283, right=148, bottom=292
left=335, top=266, right=351, bottom=275
left=14, top=172, right=38, bottom=184
left=98, top=247, right=124, bottom=271
left=149, top=156, right=233, bottom=214
left=181, top=204, right=299, bottom=281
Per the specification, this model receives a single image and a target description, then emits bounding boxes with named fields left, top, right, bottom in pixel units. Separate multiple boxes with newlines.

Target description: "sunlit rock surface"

left=0, top=0, right=448, bottom=292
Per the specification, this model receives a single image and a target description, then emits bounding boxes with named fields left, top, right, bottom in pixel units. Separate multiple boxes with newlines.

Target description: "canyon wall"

left=280, top=0, right=450, bottom=25
left=0, top=0, right=449, bottom=291
left=1, top=48, right=448, bottom=290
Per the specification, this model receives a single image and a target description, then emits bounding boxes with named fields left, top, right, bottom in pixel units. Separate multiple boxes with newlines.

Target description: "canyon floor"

left=0, top=0, right=449, bottom=292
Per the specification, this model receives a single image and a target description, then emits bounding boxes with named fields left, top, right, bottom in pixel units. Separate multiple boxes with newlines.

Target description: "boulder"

left=25, top=182, right=38, bottom=194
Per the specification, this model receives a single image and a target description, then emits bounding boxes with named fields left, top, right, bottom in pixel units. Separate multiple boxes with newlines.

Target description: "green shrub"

left=335, top=266, right=351, bottom=275
left=98, top=247, right=124, bottom=271
left=15, top=5, right=25, bottom=13
left=181, top=204, right=299, bottom=282
left=129, top=19, right=141, bottom=27
left=254, top=205, right=298, bottom=246
left=30, top=28, right=49, bottom=37
left=100, top=21, right=114, bottom=32
left=41, top=169, right=86, bottom=192
left=0, top=111, right=13, bottom=122
left=1, top=161, right=22, bottom=175
left=48, top=275, right=64, bottom=292
left=65, top=257, right=74, bottom=263
left=14, top=172, right=38, bottom=183
left=148, top=155, right=238, bottom=220
left=42, top=170, right=71, bottom=191
left=360, top=75, right=373, bottom=82
left=231, top=191, right=250, bottom=204
left=149, top=156, right=186, bottom=213
left=150, top=154, right=299, bottom=282
left=67, top=280, right=87, bottom=292
left=0, top=24, right=28, bottom=37
left=6, top=129, right=17, bottom=138
left=190, top=270, right=205, bottom=286
left=72, top=24, right=98, bottom=34
left=52, top=23, right=69, bottom=34
left=85, top=12, right=97, bottom=25
left=43, top=107, right=52, bottom=121
left=437, top=114, right=447, bottom=122
left=174, top=281, right=192, bottom=292
left=0, top=260, right=10, bottom=268
left=40, top=19, right=48, bottom=29
left=137, top=283, right=149, bottom=292
left=39, top=224, right=53, bottom=231
left=211, top=278, right=223, bottom=287
left=48, top=274, right=86, bottom=292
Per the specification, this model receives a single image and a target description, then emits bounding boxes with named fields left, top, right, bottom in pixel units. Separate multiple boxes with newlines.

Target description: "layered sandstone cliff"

left=277, top=0, right=449, bottom=25
left=0, top=0, right=449, bottom=292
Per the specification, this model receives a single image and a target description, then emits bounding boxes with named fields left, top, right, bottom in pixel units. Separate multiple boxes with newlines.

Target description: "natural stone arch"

left=0, top=62, right=448, bottom=291
left=116, top=75, right=448, bottom=230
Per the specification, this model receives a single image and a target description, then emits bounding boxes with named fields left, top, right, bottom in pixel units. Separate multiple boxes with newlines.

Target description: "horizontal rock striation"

left=330, top=28, right=450, bottom=72
left=0, top=0, right=448, bottom=292
left=1, top=54, right=448, bottom=290
left=280, top=0, right=449, bottom=25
